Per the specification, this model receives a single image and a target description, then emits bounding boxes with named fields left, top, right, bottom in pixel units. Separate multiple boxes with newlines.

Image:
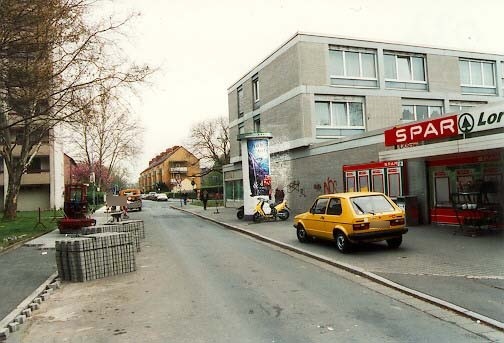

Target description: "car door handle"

left=320, top=216, right=324, bottom=220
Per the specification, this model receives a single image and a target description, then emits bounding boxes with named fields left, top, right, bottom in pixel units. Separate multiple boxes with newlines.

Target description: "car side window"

left=311, top=198, right=329, bottom=214
left=326, top=198, right=342, bottom=215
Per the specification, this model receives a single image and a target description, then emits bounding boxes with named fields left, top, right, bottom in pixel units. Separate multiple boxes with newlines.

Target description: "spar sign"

left=457, top=102, right=504, bottom=134
left=385, top=115, right=458, bottom=146
left=385, top=101, right=504, bottom=146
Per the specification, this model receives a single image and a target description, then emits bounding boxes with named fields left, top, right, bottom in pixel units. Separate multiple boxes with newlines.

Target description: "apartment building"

left=225, top=32, right=504, bottom=224
left=139, top=146, right=201, bottom=193
left=1, top=128, right=66, bottom=211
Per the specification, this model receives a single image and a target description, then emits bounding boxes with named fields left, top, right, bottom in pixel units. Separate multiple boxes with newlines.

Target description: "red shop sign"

left=385, top=115, right=459, bottom=146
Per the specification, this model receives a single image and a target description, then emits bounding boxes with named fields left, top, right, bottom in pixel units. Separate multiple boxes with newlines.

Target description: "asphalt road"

left=0, top=245, right=56, bottom=320
left=12, top=202, right=497, bottom=342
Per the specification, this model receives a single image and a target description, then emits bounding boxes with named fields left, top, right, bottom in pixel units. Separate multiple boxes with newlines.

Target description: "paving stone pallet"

left=55, top=232, right=136, bottom=282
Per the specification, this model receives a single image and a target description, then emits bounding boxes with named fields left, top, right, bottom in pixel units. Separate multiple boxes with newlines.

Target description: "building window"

left=401, top=105, right=443, bottom=121
left=315, top=101, right=364, bottom=128
left=238, top=123, right=245, bottom=156
left=384, top=52, right=427, bottom=90
left=252, top=74, right=260, bottom=103
left=237, top=85, right=244, bottom=117
left=501, top=61, right=504, bottom=94
left=449, top=101, right=486, bottom=114
left=253, top=115, right=261, bottom=132
left=459, top=59, right=496, bottom=95
left=329, top=48, right=378, bottom=88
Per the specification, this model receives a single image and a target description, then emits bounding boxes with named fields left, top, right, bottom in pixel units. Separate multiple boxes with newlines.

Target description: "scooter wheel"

left=278, top=210, right=290, bottom=221
left=253, top=212, right=261, bottom=223
left=237, top=209, right=244, bottom=219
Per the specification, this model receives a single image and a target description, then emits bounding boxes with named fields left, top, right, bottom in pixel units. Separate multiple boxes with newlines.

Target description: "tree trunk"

left=3, top=171, right=22, bottom=220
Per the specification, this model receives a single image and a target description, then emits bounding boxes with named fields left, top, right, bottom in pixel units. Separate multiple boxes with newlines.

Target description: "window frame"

left=401, top=104, right=443, bottom=121
left=326, top=198, right=342, bottom=215
left=384, top=52, right=427, bottom=90
left=501, top=61, right=504, bottom=94
left=315, top=100, right=365, bottom=129
left=253, top=114, right=261, bottom=132
left=328, top=47, right=378, bottom=88
left=459, top=58, right=496, bottom=94
left=237, top=85, right=244, bottom=117
left=311, top=198, right=329, bottom=214
left=252, top=75, right=260, bottom=103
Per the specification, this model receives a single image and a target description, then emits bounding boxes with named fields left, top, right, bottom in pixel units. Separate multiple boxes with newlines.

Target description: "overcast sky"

left=98, top=0, right=504, bottom=182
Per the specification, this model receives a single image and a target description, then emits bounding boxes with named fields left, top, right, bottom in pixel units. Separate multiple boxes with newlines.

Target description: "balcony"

left=170, top=167, right=187, bottom=173
left=21, top=171, right=50, bottom=185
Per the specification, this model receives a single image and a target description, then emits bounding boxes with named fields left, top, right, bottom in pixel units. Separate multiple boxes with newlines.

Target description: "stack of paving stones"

left=81, top=220, right=144, bottom=252
left=55, top=232, right=136, bottom=282
left=0, top=279, right=61, bottom=341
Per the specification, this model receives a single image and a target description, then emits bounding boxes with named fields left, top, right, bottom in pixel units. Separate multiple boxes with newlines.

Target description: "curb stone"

left=0, top=272, right=59, bottom=341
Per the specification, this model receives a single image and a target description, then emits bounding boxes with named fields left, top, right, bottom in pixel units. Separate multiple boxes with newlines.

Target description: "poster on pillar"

left=247, top=138, right=271, bottom=197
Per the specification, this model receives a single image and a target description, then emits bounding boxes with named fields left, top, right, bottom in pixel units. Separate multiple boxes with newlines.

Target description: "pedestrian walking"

left=202, top=190, right=209, bottom=210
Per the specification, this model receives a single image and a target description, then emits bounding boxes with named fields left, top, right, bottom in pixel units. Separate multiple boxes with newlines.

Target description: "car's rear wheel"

left=335, top=231, right=352, bottom=253
left=387, top=236, right=402, bottom=249
left=296, top=224, right=309, bottom=243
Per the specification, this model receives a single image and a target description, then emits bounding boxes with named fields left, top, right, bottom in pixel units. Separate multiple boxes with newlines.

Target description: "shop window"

left=459, top=59, right=496, bottom=95
left=434, top=176, right=450, bottom=205
left=329, top=47, right=378, bottom=88
left=384, top=52, right=427, bottom=90
left=358, top=171, right=369, bottom=192
left=388, top=173, right=401, bottom=197
left=372, top=173, right=385, bottom=193
left=225, top=180, right=243, bottom=201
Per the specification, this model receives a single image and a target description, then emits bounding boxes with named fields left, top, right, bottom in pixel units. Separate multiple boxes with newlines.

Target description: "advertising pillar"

left=239, top=132, right=273, bottom=219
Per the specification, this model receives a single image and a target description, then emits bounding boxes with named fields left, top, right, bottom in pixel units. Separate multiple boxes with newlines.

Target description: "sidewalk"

left=174, top=203, right=504, bottom=328
left=0, top=207, right=114, bottom=323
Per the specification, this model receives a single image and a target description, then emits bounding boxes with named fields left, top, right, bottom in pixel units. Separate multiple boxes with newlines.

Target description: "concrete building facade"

left=1, top=127, right=66, bottom=211
left=224, top=33, right=504, bottom=224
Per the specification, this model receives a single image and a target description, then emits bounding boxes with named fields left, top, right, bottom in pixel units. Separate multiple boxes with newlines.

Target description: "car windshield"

left=350, top=195, right=395, bottom=215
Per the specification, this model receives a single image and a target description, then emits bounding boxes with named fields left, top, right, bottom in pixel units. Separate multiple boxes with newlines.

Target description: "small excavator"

left=57, top=184, right=96, bottom=234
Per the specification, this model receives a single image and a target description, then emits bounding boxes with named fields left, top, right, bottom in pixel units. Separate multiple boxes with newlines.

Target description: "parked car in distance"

left=156, top=193, right=168, bottom=201
left=119, top=188, right=142, bottom=211
left=293, top=192, right=407, bottom=253
left=146, top=192, right=157, bottom=200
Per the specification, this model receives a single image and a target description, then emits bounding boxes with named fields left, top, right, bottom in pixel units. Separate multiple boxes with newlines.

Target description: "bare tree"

left=0, top=0, right=151, bottom=219
left=66, top=89, right=143, bottom=190
left=188, top=116, right=230, bottom=174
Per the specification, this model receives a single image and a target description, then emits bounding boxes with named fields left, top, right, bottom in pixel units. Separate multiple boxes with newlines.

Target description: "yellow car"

left=293, top=192, right=407, bottom=253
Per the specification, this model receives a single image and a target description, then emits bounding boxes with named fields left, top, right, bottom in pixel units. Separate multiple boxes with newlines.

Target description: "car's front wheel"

left=296, top=224, right=309, bottom=243
left=387, top=236, right=402, bottom=249
left=334, top=231, right=352, bottom=253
